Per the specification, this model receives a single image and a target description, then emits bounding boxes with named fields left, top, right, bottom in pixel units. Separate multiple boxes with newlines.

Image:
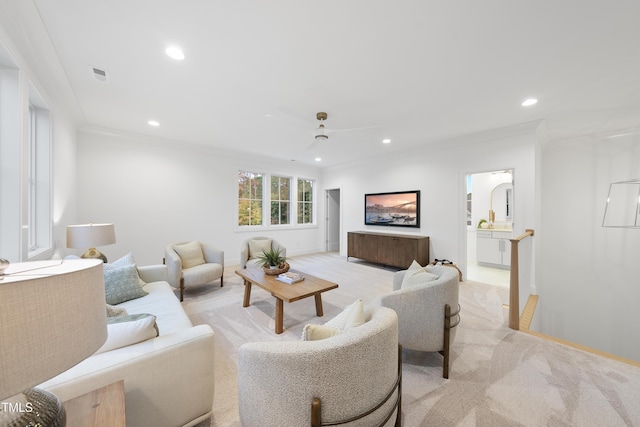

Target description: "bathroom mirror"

left=490, top=182, right=513, bottom=222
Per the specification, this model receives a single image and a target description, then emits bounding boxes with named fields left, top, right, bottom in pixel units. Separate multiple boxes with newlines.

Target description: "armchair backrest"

left=238, top=307, right=399, bottom=426
left=240, top=236, right=287, bottom=269
left=381, top=265, right=459, bottom=352
left=164, top=241, right=224, bottom=287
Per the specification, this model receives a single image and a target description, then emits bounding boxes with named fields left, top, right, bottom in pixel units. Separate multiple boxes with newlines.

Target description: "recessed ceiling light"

left=165, top=46, right=185, bottom=61
left=148, top=120, right=160, bottom=127
left=382, top=138, right=391, bottom=144
left=315, top=157, right=322, bottom=162
left=521, top=98, right=538, bottom=107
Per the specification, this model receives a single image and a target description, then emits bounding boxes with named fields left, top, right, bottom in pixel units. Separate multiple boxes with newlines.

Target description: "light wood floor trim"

left=519, top=294, right=538, bottom=330
left=522, top=329, right=640, bottom=368
left=519, top=294, right=640, bottom=368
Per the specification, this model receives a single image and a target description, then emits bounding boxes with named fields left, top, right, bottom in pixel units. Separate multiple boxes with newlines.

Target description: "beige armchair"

left=237, top=306, right=401, bottom=426
left=379, top=264, right=460, bottom=378
left=240, top=236, right=286, bottom=269
left=164, top=241, right=224, bottom=301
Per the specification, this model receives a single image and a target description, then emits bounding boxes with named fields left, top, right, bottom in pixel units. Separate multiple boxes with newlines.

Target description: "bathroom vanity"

left=476, top=229, right=512, bottom=269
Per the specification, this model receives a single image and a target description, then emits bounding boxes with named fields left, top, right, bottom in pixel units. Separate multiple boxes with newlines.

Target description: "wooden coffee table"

left=235, top=268, right=339, bottom=334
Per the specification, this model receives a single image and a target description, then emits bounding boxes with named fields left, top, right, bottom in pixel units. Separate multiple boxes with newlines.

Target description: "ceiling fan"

left=308, top=111, right=374, bottom=149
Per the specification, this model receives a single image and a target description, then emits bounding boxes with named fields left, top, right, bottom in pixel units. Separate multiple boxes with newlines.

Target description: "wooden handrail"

left=508, top=229, right=534, bottom=330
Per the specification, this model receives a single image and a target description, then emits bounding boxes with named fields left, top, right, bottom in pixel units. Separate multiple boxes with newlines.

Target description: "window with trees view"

left=297, top=178, right=314, bottom=224
left=238, top=171, right=263, bottom=226
left=271, top=175, right=290, bottom=225
left=238, top=171, right=314, bottom=227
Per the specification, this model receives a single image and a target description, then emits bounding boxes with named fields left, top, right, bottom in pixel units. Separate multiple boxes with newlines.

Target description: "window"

left=238, top=171, right=263, bottom=226
left=26, top=101, right=52, bottom=258
left=297, top=178, right=314, bottom=224
left=270, top=175, right=290, bottom=225
left=237, top=171, right=315, bottom=228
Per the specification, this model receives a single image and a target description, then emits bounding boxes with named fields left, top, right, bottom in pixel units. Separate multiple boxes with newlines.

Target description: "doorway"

left=325, top=189, right=341, bottom=252
left=465, top=170, right=513, bottom=287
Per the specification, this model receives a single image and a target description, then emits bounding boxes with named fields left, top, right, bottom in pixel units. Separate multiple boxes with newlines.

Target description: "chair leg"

left=396, top=344, right=402, bottom=427
left=311, top=397, right=321, bottom=427
left=220, top=274, right=224, bottom=287
left=443, top=304, right=451, bottom=379
left=179, top=276, right=184, bottom=302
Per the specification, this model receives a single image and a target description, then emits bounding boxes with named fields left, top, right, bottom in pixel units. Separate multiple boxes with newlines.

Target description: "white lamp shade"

left=0, top=259, right=107, bottom=400
left=66, top=223, right=116, bottom=248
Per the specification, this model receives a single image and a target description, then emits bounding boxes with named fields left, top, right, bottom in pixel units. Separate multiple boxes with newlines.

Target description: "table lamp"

left=66, top=223, right=116, bottom=262
left=0, top=259, right=107, bottom=426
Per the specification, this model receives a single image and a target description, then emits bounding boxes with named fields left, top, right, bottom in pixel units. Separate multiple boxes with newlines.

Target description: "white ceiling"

left=32, top=0, right=640, bottom=167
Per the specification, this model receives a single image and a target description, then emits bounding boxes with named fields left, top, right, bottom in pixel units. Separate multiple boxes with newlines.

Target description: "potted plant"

left=256, top=247, right=287, bottom=270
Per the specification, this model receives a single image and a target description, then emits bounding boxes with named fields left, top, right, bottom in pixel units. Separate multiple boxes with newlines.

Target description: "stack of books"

left=276, top=272, right=305, bottom=284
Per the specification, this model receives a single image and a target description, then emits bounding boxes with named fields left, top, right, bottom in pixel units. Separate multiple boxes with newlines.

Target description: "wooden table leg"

left=314, top=293, right=324, bottom=317
left=242, top=280, right=252, bottom=307
left=275, top=298, right=284, bottom=334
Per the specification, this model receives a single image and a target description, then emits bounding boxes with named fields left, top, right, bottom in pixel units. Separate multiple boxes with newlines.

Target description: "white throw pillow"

left=95, top=313, right=159, bottom=354
left=301, top=324, right=342, bottom=341
left=248, top=239, right=272, bottom=259
left=324, top=299, right=366, bottom=330
left=173, top=241, right=206, bottom=269
left=401, top=260, right=439, bottom=288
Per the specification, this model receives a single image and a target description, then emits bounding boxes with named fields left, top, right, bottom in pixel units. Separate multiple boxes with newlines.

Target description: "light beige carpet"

left=183, top=252, right=640, bottom=426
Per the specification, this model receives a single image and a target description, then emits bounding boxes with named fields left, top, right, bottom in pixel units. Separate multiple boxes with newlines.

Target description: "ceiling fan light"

left=315, top=134, right=328, bottom=140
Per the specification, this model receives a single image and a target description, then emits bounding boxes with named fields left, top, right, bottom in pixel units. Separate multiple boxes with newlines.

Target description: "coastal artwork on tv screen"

left=364, top=190, right=420, bottom=228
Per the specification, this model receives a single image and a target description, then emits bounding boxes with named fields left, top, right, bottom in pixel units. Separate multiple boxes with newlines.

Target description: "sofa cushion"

left=324, top=299, right=365, bottom=330
left=104, top=264, right=148, bottom=305
left=401, top=260, right=438, bottom=288
left=173, top=241, right=206, bottom=269
left=248, top=239, right=271, bottom=259
left=301, top=324, right=342, bottom=341
left=119, top=281, right=193, bottom=335
left=96, top=313, right=159, bottom=354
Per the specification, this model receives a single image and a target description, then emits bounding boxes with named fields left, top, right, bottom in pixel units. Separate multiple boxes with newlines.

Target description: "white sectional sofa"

left=39, top=264, right=215, bottom=427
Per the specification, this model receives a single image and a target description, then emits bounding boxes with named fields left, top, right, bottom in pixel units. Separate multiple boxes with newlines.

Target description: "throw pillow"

left=95, top=313, right=159, bottom=354
left=173, top=241, right=206, bottom=269
left=104, top=252, right=146, bottom=286
left=104, top=264, right=148, bottom=305
left=401, top=260, right=439, bottom=288
left=248, top=239, right=272, bottom=259
left=103, top=252, right=136, bottom=269
left=301, top=324, right=342, bottom=341
left=324, top=299, right=366, bottom=330
left=106, top=304, right=128, bottom=317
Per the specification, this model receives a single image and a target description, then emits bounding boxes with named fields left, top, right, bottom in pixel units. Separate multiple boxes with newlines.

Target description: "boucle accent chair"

left=237, top=306, right=401, bottom=426
left=379, top=264, right=460, bottom=378
left=164, top=241, right=224, bottom=301
left=239, top=236, right=287, bottom=269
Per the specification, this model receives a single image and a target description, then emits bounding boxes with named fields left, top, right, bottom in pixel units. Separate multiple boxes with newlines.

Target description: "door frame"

left=324, top=188, right=342, bottom=253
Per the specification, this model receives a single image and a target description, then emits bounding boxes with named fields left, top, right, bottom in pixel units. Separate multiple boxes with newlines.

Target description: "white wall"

left=538, top=130, right=640, bottom=361
left=322, top=122, right=538, bottom=276
left=0, top=0, right=82, bottom=261
left=75, top=128, right=325, bottom=266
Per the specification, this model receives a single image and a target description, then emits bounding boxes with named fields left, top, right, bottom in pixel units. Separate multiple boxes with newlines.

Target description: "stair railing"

left=508, top=229, right=535, bottom=330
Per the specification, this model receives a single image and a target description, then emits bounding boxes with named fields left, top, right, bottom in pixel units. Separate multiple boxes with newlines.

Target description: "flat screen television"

left=364, top=190, right=420, bottom=228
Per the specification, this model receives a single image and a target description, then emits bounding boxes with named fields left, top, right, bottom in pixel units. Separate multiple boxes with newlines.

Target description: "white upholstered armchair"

left=237, top=306, right=401, bottom=427
left=379, top=264, right=460, bottom=378
left=239, top=236, right=287, bottom=269
left=164, top=241, right=224, bottom=301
